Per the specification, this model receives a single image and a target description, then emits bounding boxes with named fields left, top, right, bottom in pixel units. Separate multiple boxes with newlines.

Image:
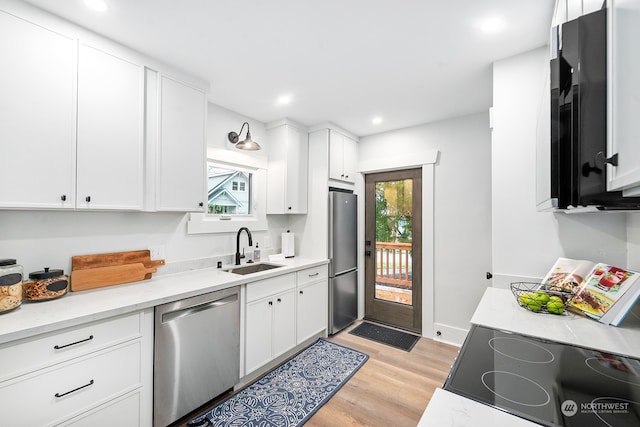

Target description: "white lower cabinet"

left=296, top=266, right=329, bottom=343
left=0, top=310, right=153, bottom=427
left=60, top=391, right=142, bottom=426
left=244, top=266, right=329, bottom=375
left=245, top=274, right=296, bottom=374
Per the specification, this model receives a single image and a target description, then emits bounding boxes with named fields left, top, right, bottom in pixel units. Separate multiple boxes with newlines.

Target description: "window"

left=207, top=165, right=252, bottom=215
left=187, top=151, right=268, bottom=234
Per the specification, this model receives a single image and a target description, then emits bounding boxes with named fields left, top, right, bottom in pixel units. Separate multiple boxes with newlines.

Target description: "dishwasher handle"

left=161, top=293, right=238, bottom=324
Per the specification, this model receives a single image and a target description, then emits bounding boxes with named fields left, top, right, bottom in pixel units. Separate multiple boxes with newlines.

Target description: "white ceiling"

left=22, top=0, right=554, bottom=137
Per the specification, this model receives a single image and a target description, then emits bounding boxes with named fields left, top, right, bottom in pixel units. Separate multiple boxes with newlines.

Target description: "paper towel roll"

left=282, top=232, right=295, bottom=258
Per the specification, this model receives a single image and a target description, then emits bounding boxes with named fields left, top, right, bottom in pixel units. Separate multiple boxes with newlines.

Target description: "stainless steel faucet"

left=235, top=227, right=253, bottom=265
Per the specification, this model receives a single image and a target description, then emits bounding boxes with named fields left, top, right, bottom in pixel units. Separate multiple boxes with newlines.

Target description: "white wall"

left=0, top=104, right=289, bottom=274
left=359, top=112, right=492, bottom=344
left=627, top=215, right=640, bottom=271
left=491, top=47, right=628, bottom=287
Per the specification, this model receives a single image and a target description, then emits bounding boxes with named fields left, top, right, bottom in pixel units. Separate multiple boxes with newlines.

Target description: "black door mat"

left=349, top=322, right=420, bottom=352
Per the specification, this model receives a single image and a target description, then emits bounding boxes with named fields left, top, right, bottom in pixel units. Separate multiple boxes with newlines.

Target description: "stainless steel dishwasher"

left=154, top=286, right=240, bottom=427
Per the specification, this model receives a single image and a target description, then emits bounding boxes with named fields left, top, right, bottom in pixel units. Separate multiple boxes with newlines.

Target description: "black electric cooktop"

left=444, top=325, right=640, bottom=426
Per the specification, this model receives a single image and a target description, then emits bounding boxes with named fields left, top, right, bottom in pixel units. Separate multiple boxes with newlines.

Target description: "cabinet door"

left=76, top=43, right=144, bottom=210
left=328, top=130, right=345, bottom=181
left=272, top=289, right=296, bottom=359
left=266, top=124, right=308, bottom=214
left=297, top=280, right=328, bottom=343
left=607, top=0, right=640, bottom=192
left=245, top=298, right=273, bottom=374
left=341, top=136, right=358, bottom=184
left=285, top=126, right=308, bottom=213
left=157, top=75, right=206, bottom=211
left=0, top=11, right=76, bottom=209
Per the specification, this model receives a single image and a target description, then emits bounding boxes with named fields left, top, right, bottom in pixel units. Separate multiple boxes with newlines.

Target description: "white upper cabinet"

left=156, top=75, right=207, bottom=212
left=76, top=42, right=144, bottom=210
left=266, top=120, right=308, bottom=214
left=607, top=0, right=640, bottom=193
left=0, top=3, right=209, bottom=212
left=0, top=11, right=76, bottom=209
left=329, top=130, right=357, bottom=184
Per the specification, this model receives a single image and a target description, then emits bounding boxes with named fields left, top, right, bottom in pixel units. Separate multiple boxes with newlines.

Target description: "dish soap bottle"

left=254, top=243, right=261, bottom=262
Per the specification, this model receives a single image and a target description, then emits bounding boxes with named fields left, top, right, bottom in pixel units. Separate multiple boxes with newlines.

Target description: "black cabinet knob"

left=595, top=152, right=619, bottom=168
left=85, top=196, right=91, bottom=203
left=60, top=195, right=67, bottom=202
left=199, top=202, right=204, bottom=207
left=268, top=301, right=273, bottom=306
left=277, top=298, right=282, bottom=303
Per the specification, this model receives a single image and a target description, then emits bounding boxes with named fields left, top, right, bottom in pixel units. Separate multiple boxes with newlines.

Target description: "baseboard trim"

left=432, top=323, right=467, bottom=347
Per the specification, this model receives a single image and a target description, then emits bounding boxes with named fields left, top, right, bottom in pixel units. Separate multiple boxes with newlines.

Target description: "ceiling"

left=22, top=0, right=554, bottom=137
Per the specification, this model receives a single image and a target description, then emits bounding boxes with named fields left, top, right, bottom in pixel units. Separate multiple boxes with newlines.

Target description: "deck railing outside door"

left=375, top=242, right=412, bottom=288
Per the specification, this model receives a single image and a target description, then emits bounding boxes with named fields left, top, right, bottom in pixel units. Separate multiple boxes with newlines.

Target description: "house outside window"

left=207, top=165, right=252, bottom=215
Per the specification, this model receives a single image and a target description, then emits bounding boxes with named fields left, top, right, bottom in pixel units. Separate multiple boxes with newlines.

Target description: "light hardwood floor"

left=309, top=322, right=459, bottom=426
left=174, top=321, right=460, bottom=426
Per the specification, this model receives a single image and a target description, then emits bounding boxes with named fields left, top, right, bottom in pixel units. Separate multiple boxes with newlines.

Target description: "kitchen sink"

left=224, top=263, right=283, bottom=275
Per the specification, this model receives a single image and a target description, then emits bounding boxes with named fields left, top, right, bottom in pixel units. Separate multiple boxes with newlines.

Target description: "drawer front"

left=0, top=340, right=142, bottom=427
left=246, top=273, right=295, bottom=302
left=58, top=391, right=141, bottom=426
left=0, top=312, right=142, bottom=382
left=296, top=265, right=328, bottom=287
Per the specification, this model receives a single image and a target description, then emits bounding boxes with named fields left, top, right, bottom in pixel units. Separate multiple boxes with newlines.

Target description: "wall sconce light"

left=228, top=122, right=261, bottom=151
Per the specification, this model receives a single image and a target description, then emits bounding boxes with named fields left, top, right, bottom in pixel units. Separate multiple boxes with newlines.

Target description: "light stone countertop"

left=471, top=287, right=640, bottom=358
left=417, top=388, right=537, bottom=427
left=420, top=286, right=640, bottom=426
left=0, top=257, right=328, bottom=345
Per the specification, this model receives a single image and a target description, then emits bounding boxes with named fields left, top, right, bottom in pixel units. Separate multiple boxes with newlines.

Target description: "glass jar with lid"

left=0, top=259, right=23, bottom=313
left=23, top=267, right=69, bottom=301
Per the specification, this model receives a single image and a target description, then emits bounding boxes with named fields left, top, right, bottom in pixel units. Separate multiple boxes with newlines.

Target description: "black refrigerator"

left=328, top=190, right=358, bottom=334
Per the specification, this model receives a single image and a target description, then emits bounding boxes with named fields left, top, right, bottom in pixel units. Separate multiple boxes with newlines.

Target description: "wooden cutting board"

left=71, top=263, right=158, bottom=291
left=71, top=250, right=165, bottom=280
left=72, top=250, right=165, bottom=270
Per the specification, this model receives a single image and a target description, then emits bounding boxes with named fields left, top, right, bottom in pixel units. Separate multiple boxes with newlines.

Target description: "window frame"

left=188, top=149, right=268, bottom=234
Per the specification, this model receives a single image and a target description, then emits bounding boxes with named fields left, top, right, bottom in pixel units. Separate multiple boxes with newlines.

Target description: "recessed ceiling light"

left=276, top=95, right=291, bottom=105
left=479, top=17, right=505, bottom=33
left=372, top=117, right=382, bottom=125
left=84, top=0, right=108, bottom=12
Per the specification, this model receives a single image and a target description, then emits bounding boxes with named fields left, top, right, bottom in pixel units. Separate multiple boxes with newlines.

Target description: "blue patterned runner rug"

left=187, top=338, right=369, bottom=427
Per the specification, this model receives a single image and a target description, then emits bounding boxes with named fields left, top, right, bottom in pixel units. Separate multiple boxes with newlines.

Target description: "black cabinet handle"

left=199, top=202, right=204, bottom=207
left=299, top=290, right=304, bottom=295
left=268, top=301, right=273, bottom=306
left=54, top=335, right=94, bottom=350
left=595, top=152, right=619, bottom=168
left=288, top=206, right=292, bottom=210
left=60, top=195, right=67, bottom=202
left=55, top=379, right=94, bottom=398
left=85, top=196, right=91, bottom=203
left=277, top=298, right=282, bottom=303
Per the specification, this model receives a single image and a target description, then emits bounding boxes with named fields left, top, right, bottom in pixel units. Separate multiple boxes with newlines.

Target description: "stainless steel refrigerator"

left=328, top=190, right=358, bottom=334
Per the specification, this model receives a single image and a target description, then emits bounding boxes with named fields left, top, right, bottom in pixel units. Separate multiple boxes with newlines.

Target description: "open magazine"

left=539, top=258, right=640, bottom=326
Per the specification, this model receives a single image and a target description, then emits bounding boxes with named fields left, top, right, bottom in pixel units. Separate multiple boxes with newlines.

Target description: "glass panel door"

left=364, top=168, right=422, bottom=332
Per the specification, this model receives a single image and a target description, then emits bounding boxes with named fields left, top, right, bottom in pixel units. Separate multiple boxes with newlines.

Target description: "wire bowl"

left=510, top=282, right=571, bottom=315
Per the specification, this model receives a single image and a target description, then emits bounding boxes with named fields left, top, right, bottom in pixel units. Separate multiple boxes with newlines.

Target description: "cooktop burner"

left=444, top=325, right=640, bottom=426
